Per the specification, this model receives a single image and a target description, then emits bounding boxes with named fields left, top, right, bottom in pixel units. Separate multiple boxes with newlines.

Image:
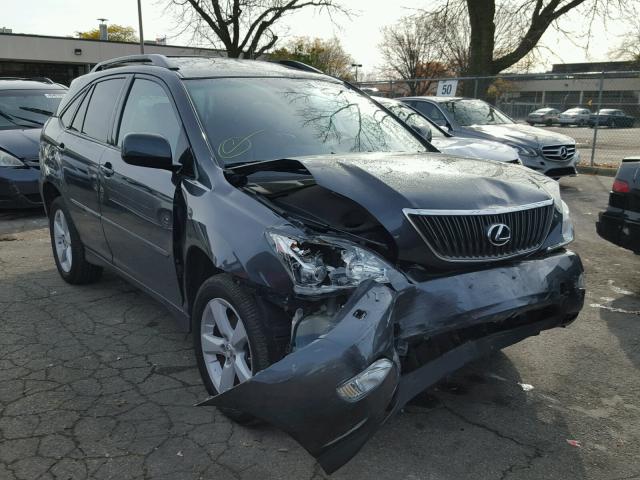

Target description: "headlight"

left=548, top=200, right=574, bottom=250
left=506, top=144, right=538, bottom=157
left=267, top=231, right=391, bottom=295
left=0, top=150, right=24, bottom=167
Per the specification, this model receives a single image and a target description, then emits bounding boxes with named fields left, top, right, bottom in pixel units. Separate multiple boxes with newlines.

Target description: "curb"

left=577, top=165, right=617, bottom=177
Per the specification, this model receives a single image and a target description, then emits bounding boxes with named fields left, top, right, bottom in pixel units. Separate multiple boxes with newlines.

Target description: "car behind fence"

left=358, top=71, right=640, bottom=166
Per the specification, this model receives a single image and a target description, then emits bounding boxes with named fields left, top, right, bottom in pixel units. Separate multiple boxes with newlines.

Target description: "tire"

left=546, top=119, right=552, bottom=126
left=527, top=122, right=535, bottom=126
left=48, top=197, right=103, bottom=284
left=193, top=274, right=280, bottom=424
left=608, top=118, right=615, bottom=128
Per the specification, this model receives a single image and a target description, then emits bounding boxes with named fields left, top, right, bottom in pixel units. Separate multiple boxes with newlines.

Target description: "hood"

left=238, top=152, right=560, bottom=266
left=0, top=128, right=41, bottom=160
left=464, top=123, right=575, bottom=148
left=431, top=137, right=518, bottom=162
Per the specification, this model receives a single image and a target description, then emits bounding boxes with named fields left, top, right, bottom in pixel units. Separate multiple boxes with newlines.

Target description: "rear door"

left=99, top=75, right=187, bottom=306
left=56, top=77, right=127, bottom=259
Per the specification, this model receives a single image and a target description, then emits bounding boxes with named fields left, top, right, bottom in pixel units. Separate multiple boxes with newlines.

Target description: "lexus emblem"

left=559, top=146, right=568, bottom=159
left=487, top=223, right=511, bottom=246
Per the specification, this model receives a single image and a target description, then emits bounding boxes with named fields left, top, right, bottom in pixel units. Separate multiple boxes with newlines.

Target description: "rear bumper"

left=0, top=167, right=42, bottom=208
left=597, top=209, right=640, bottom=253
left=200, top=250, right=585, bottom=473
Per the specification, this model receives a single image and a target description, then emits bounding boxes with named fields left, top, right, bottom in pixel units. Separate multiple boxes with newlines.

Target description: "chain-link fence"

left=357, top=71, right=640, bottom=166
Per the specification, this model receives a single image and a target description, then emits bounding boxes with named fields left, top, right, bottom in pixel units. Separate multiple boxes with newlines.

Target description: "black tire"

left=48, top=197, right=103, bottom=284
left=608, top=118, right=615, bottom=128
left=546, top=119, right=553, bottom=126
left=193, top=274, right=280, bottom=424
left=527, top=121, right=535, bottom=126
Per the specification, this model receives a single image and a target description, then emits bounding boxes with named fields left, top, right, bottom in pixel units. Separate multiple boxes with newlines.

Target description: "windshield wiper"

left=0, top=109, right=42, bottom=127
left=20, top=106, right=53, bottom=116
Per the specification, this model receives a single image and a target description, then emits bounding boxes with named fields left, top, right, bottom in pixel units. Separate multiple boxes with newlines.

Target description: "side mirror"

left=412, top=124, right=432, bottom=142
left=121, top=133, right=174, bottom=171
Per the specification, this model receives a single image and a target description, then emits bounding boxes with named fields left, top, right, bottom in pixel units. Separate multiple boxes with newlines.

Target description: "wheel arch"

left=41, top=181, right=61, bottom=215
left=184, top=245, right=224, bottom=319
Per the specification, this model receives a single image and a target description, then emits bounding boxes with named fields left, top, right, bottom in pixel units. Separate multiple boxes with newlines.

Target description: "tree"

left=379, top=15, right=450, bottom=96
left=166, top=0, right=348, bottom=58
left=611, top=21, right=640, bottom=64
left=271, top=37, right=354, bottom=79
left=77, top=25, right=138, bottom=42
left=442, top=0, right=636, bottom=77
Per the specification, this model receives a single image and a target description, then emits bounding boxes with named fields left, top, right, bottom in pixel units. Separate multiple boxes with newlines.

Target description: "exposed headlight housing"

left=267, top=231, right=391, bottom=295
left=506, top=143, right=538, bottom=157
left=0, top=150, right=24, bottom=167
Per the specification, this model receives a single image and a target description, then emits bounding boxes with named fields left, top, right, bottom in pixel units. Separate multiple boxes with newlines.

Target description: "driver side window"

left=117, top=78, right=183, bottom=157
left=413, top=102, right=447, bottom=126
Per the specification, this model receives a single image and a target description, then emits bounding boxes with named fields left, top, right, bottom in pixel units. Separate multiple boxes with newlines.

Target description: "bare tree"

left=610, top=21, right=640, bottom=64
left=379, top=15, right=450, bottom=96
left=167, top=0, right=349, bottom=58
left=448, top=0, right=636, bottom=76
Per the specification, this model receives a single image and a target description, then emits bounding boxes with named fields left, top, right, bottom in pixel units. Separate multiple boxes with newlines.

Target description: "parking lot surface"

left=1, top=174, right=639, bottom=480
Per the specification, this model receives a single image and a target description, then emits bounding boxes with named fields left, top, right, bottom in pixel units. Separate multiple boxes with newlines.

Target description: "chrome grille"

left=404, top=200, right=554, bottom=262
left=541, top=144, right=576, bottom=161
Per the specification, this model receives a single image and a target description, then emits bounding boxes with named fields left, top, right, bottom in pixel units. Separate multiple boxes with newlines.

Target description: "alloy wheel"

left=53, top=209, right=73, bottom=273
left=200, top=298, right=253, bottom=393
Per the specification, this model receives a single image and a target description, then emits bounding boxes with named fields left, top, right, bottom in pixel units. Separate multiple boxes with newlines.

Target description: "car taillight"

left=612, top=179, right=630, bottom=193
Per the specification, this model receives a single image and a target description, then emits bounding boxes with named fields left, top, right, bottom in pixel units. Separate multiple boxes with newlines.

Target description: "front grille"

left=404, top=200, right=554, bottom=262
left=542, top=144, right=576, bottom=162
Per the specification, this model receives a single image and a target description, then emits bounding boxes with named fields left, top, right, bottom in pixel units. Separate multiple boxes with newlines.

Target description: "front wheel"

left=48, top=197, right=103, bottom=284
left=193, top=274, right=278, bottom=424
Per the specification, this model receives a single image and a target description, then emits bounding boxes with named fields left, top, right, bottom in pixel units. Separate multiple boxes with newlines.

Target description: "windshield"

left=185, top=78, right=425, bottom=166
left=0, top=89, right=65, bottom=130
left=385, top=102, right=445, bottom=139
left=438, top=99, right=513, bottom=126
left=532, top=108, right=553, bottom=114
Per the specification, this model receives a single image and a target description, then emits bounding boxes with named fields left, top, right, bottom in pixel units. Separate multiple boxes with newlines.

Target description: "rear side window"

left=82, top=78, right=126, bottom=142
left=117, top=78, right=183, bottom=156
left=71, top=88, right=92, bottom=132
left=60, top=91, right=85, bottom=128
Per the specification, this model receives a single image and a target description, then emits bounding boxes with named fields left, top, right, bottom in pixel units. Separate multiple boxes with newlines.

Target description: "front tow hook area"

left=197, top=281, right=399, bottom=474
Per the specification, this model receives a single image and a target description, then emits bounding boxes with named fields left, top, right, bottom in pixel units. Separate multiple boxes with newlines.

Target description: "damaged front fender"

left=198, top=281, right=399, bottom=473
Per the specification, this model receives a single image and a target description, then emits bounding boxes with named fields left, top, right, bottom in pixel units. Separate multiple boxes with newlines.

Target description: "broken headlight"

left=548, top=200, right=574, bottom=251
left=267, top=231, right=391, bottom=295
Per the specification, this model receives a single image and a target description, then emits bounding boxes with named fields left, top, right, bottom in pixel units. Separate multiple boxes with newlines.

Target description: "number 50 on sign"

left=437, top=80, right=458, bottom=97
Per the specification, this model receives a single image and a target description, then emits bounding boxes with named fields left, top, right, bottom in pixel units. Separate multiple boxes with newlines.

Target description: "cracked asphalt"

left=1, top=174, right=639, bottom=480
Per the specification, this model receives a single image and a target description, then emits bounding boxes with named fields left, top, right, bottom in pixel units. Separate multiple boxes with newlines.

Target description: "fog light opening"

left=336, top=358, right=394, bottom=402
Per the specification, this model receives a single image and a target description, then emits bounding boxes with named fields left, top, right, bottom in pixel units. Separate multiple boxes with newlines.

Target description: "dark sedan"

left=597, top=157, right=640, bottom=254
left=0, top=78, right=66, bottom=208
left=588, top=109, right=636, bottom=128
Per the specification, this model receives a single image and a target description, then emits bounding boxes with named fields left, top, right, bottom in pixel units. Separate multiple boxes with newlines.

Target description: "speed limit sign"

left=437, top=80, right=458, bottom=97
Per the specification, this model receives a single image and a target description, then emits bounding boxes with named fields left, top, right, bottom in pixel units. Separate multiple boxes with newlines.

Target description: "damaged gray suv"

left=40, top=55, right=585, bottom=474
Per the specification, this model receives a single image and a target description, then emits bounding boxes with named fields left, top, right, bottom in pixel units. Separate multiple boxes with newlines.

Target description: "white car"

left=559, top=108, right=591, bottom=126
left=374, top=96, right=520, bottom=164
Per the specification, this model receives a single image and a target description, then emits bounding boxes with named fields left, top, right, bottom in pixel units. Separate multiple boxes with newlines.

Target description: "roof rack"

left=0, top=76, right=55, bottom=83
left=276, top=60, right=324, bottom=74
left=91, top=54, right=177, bottom=72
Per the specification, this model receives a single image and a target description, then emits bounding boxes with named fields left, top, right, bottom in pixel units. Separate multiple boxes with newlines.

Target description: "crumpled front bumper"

left=199, top=250, right=585, bottom=473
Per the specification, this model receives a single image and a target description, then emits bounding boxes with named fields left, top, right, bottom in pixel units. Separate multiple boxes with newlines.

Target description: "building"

left=0, top=32, right=225, bottom=85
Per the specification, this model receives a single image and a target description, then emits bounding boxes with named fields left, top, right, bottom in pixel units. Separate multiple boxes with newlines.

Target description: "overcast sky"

left=2, top=0, right=631, bottom=76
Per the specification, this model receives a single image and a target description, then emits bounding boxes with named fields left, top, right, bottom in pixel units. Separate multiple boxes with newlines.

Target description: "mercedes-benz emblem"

left=559, top=146, right=568, bottom=159
left=487, top=223, right=511, bottom=246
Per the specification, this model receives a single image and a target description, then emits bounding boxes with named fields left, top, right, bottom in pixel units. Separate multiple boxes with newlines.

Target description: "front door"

left=100, top=76, right=187, bottom=306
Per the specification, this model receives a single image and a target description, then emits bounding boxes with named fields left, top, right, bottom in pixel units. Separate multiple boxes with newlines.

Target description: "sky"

left=1, top=0, right=633, bottom=77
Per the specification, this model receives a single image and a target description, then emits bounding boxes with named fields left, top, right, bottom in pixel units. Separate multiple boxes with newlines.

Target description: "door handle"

left=100, top=162, right=114, bottom=177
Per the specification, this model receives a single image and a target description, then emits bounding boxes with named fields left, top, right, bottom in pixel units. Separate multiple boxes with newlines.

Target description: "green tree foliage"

left=271, top=37, right=354, bottom=79
left=77, top=25, right=138, bottom=42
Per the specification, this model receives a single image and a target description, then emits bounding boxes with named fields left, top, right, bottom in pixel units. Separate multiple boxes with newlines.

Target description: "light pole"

left=351, top=63, right=362, bottom=83
left=137, top=0, right=145, bottom=54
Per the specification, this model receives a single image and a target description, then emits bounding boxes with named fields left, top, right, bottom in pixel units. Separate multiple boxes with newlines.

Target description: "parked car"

left=373, top=96, right=520, bottom=164
left=0, top=77, right=66, bottom=208
left=597, top=157, right=640, bottom=254
left=558, top=107, right=592, bottom=126
left=400, top=96, right=580, bottom=178
left=526, top=107, right=561, bottom=126
left=588, top=109, right=636, bottom=128
left=40, top=55, right=585, bottom=474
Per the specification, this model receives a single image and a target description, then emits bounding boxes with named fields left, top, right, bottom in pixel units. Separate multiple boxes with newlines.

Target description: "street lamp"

left=351, top=63, right=362, bottom=83
left=137, top=0, right=145, bottom=54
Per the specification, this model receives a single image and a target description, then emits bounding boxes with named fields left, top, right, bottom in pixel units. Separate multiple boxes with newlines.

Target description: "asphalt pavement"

left=0, top=174, right=639, bottom=480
